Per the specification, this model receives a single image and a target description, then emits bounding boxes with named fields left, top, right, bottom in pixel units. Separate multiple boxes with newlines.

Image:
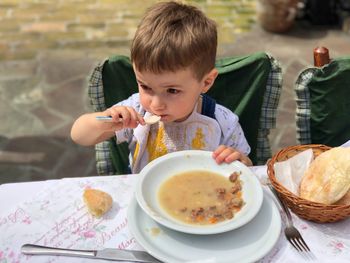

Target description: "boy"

left=71, top=1, right=252, bottom=173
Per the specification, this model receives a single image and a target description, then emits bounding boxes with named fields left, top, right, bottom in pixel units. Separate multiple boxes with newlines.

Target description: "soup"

left=158, top=170, right=244, bottom=225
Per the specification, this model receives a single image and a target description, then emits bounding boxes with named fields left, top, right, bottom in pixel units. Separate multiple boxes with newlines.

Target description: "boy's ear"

left=201, top=68, right=218, bottom=93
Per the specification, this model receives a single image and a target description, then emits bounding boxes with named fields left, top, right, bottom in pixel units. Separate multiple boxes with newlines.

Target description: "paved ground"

left=1, top=0, right=350, bottom=184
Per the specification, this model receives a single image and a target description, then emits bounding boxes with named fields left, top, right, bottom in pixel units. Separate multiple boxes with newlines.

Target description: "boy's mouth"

left=158, top=114, right=170, bottom=121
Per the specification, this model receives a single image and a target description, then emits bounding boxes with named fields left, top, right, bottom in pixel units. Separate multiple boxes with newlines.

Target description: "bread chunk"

left=83, top=188, right=113, bottom=218
left=300, top=147, right=350, bottom=204
left=335, top=190, right=350, bottom=205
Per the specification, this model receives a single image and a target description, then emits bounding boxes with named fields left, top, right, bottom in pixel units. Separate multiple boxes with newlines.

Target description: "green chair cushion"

left=295, top=57, right=350, bottom=146
left=207, top=53, right=271, bottom=163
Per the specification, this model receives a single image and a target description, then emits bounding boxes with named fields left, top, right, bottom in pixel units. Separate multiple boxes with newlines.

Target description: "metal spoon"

left=96, top=115, right=161, bottom=125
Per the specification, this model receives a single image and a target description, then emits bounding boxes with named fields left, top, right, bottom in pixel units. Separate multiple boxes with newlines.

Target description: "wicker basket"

left=267, top=144, right=350, bottom=223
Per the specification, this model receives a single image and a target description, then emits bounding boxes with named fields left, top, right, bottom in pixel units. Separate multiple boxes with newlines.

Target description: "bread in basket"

left=267, top=144, right=350, bottom=223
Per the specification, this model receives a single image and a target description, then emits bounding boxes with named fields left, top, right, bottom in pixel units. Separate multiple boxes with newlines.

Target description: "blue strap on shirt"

left=201, top=94, right=216, bottom=119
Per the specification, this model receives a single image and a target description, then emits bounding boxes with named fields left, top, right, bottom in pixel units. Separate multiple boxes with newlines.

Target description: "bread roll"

left=83, top=188, right=113, bottom=218
left=335, top=189, right=350, bottom=205
left=299, top=147, right=350, bottom=204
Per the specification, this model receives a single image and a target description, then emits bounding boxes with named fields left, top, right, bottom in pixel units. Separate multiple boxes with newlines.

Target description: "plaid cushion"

left=88, top=55, right=282, bottom=174
left=294, top=68, right=317, bottom=145
left=95, top=141, right=115, bottom=175
left=256, top=54, right=283, bottom=164
left=88, top=58, right=116, bottom=175
left=89, top=60, right=107, bottom=112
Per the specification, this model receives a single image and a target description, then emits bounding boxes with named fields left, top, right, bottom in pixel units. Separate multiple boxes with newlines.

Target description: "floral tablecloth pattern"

left=0, top=167, right=349, bottom=263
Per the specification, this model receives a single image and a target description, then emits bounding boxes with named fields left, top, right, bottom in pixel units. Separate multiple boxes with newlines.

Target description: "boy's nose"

left=151, top=96, right=165, bottom=111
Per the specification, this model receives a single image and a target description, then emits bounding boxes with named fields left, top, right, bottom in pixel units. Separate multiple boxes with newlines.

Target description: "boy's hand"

left=71, top=105, right=145, bottom=146
left=103, top=106, right=145, bottom=130
left=212, top=145, right=252, bottom=166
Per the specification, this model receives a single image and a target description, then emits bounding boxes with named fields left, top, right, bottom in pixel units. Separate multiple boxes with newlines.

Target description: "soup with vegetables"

left=158, top=170, right=244, bottom=225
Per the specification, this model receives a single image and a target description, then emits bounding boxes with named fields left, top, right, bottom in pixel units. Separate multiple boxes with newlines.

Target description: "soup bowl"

left=135, top=150, right=263, bottom=235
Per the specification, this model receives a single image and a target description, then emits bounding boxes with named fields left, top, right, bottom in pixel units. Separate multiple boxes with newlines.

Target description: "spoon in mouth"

left=96, top=115, right=161, bottom=125
left=143, top=115, right=161, bottom=124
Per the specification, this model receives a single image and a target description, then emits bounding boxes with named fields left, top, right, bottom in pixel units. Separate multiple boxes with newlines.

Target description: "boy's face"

left=134, top=66, right=218, bottom=123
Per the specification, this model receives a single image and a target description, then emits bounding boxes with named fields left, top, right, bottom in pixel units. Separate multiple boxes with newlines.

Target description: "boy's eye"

left=167, top=88, right=179, bottom=94
left=140, top=84, right=151, bottom=91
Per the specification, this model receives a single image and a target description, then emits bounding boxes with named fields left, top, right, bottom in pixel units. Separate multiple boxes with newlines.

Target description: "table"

left=0, top=166, right=349, bottom=263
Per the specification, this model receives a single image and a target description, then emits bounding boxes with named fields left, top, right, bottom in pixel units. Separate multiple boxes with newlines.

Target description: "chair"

left=295, top=47, right=350, bottom=147
left=88, top=52, right=282, bottom=175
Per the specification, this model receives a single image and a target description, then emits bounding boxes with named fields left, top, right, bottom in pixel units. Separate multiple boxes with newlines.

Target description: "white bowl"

left=135, top=150, right=263, bottom=235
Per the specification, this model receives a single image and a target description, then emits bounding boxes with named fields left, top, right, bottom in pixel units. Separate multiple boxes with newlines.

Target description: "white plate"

left=135, top=150, right=263, bottom=235
left=128, top=192, right=282, bottom=263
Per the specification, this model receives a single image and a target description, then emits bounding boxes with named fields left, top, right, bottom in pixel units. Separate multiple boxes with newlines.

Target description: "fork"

left=267, top=183, right=311, bottom=253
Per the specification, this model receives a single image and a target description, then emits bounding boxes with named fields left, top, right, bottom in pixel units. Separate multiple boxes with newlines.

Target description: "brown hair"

left=131, top=1, right=217, bottom=80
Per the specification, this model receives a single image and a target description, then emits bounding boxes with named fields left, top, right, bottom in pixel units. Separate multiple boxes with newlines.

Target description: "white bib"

left=132, top=110, right=221, bottom=173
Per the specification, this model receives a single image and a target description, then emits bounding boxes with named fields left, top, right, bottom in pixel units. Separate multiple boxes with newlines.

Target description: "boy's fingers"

left=119, top=108, right=133, bottom=126
left=224, top=151, right=241, bottom=163
left=212, top=145, right=226, bottom=157
left=102, top=106, right=145, bottom=129
left=125, top=109, right=136, bottom=127
left=107, top=107, right=124, bottom=122
left=213, top=146, right=250, bottom=165
left=214, top=147, right=233, bottom=164
left=240, top=156, right=253, bottom=166
left=127, top=108, right=147, bottom=127
left=121, top=108, right=145, bottom=128
left=132, top=110, right=144, bottom=124
left=137, top=114, right=146, bottom=125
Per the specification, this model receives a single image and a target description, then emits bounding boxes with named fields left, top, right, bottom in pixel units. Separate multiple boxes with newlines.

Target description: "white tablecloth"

left=0, top=166, right=349, bottom=263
